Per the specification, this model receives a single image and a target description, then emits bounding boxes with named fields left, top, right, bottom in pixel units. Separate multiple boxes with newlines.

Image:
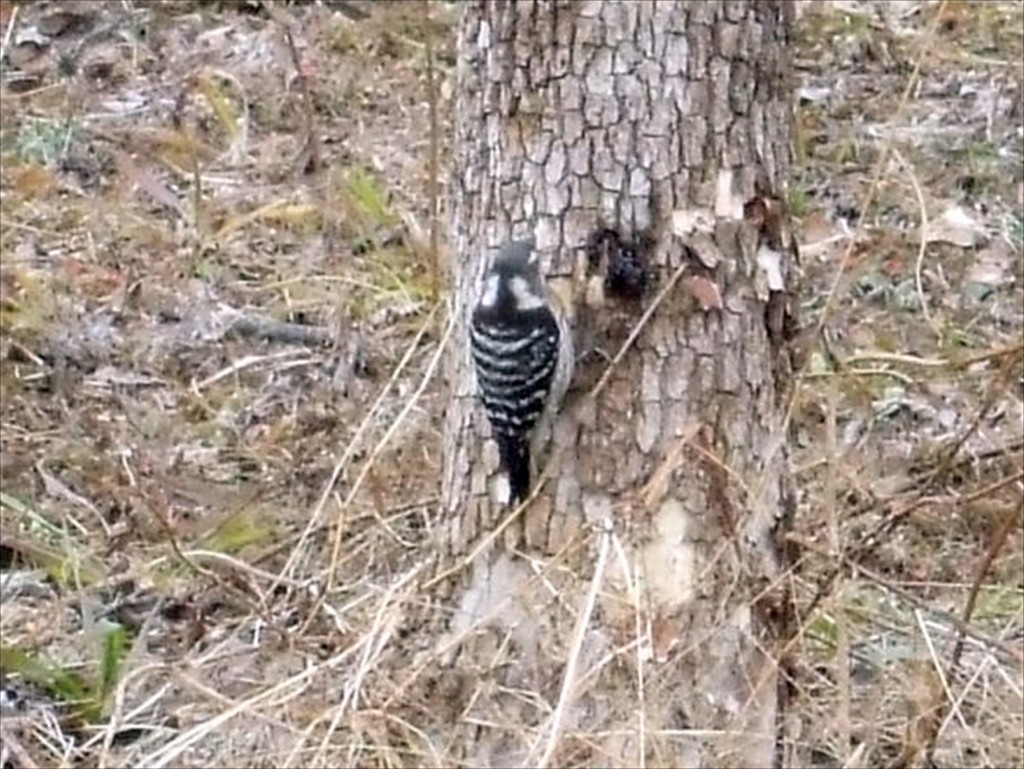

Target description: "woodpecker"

left=470, top=240, right=573, bottom=504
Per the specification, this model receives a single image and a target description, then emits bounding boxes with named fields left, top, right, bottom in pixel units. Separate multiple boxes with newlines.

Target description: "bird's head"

left=478, top=239, right=545, bottom=313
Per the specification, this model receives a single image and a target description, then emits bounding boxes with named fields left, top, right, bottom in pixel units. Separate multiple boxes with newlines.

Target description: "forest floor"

left=0, top=1, right=1021, bottom=767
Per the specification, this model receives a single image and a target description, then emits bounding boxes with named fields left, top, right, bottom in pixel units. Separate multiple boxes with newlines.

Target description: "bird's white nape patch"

left=479, top=275, right=500, bottom=309
left=509, top=276, right=544, bottom=310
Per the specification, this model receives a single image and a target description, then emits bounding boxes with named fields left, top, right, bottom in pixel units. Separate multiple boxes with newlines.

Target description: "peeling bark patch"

left=745, top=190, right=802, bottom=401
left=640, top=498, right=695, bottom=607
left=714, top=167, right=746, bottom=220
left=743, top=188, right=789, bottom=251
left=671, top=206, right=716, bottom=238
left=757, top=245, right=785, bottom=291
left=675, top=242, right=725, bottom=313
left=681, top=274, right=724, bottom=312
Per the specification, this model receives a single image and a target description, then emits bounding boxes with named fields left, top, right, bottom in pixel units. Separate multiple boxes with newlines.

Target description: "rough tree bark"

left=439, top=2, right=799, bottom=767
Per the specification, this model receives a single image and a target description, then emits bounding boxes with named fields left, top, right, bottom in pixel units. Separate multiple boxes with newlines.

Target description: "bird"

left=470, top=239, right=573, bottom=504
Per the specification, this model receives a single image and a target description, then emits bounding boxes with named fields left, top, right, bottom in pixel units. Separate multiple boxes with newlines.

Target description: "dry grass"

left=0, top=1, right=1021, bottom=767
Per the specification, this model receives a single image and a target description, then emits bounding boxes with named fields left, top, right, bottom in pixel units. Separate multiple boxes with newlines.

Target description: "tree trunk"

left=439, top=2, right=799, bottom=767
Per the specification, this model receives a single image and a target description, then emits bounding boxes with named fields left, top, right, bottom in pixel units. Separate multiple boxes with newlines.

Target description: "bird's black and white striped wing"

left=470, top=312, right=560, bottom=436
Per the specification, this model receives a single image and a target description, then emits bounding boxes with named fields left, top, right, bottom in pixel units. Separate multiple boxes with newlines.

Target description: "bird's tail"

left=497, top=433, right=531, bottom=504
